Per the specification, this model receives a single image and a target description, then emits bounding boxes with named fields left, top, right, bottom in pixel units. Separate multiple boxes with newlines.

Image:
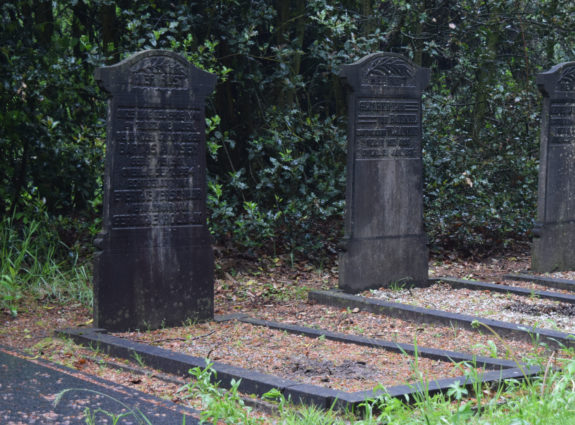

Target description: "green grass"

left=55, top=389, right=157, bottom=425
left=190, top=358, right=575, bottom=425
left=0, top=216, right=92, bottom=315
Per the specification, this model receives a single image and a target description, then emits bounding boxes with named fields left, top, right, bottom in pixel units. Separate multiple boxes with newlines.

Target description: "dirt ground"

left=0, top=246, right=569, bottom=413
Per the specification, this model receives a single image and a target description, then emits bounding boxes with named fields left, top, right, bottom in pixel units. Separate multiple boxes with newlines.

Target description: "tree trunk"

left=34, top=0, right=53, bottom=49
left=100, top=3, right=118, bottom=64
left=472, top=5, right=500, bottom=145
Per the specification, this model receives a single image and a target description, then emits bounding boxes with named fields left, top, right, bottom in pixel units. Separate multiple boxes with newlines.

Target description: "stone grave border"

left=504, top=274, right=575, bottom=292
left=309, top=289, right=575, bottom=350
left=432, top=277, right=575, bottom=305
left=58, top=315, right=539, bottom=411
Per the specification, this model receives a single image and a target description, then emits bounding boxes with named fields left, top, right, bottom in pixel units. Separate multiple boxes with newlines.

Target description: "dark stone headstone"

left=532, top=62, right=575, bottom=272
left=93, top=50, right=216, bottom=330
left=338, top=53, right=430, bottom=292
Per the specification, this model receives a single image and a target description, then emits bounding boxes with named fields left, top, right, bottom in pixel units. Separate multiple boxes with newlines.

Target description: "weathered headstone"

left=338, top=53, right=429, bottom=292
left=93, top=50, right=216, bottom=330
left=532, top=62, right=575, bottom=272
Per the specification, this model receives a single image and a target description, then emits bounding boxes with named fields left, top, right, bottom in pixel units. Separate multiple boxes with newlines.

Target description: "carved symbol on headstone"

left=362, top=56, right=416, bottom=86
left=130, top=57, right=188, bottom=89
left=558, top=66, right=575, bottom=92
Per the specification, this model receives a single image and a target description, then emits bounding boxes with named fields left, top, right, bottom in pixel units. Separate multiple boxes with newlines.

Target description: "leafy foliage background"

left=1, top=0, right=574, bottom=259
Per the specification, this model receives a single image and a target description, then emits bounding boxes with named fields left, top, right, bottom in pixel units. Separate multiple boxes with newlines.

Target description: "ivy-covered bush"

left=2, top=1, right=575, bottom=259
left=207, top=109, right=346, bottom=257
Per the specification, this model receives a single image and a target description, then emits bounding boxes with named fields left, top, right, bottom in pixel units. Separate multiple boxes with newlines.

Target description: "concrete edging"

left=433, top=277, right=575, bottom=305
left=504, top=273, right=575, bottom=293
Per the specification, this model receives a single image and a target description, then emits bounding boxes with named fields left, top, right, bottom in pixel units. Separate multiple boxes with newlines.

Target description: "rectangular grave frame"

left=504, top=273, right=575, bottom=292
left=309, top=289, right=575, bottom=350
left=431, top=277, right=575, bottom=305
left=58, top=318, right=539, bottom=411
left=366, top=275, right=575, bottom=304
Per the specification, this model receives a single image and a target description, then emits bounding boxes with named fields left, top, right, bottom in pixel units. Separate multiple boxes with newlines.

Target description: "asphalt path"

left=0, top=346, right=200, bottom=424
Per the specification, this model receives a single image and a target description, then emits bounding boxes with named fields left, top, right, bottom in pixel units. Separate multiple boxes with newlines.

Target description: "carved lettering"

left=355, top=100, right=420, bottom=159
left=113, top=189, right=201, bottom=203
left=549, top=101, right=575, bottom=145
left=124, top=178, right=194, bottom=189
left=126, top=201, right=196, bottom=214
left=117, top=108, right=200, bottom=121
left=111, top=212, right=203, bottom=228
left=117, top=142, right=199, bottom=156
left=110, top=105, right=203, bottom=228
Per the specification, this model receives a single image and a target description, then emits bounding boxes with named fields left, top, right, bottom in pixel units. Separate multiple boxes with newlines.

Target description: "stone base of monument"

left=58, top=314, right=538, bottom=411
left=338, top=236, right=428, bottom=292
left=94, top=243, right=213, bottom=331
left=532, top=222, right=575, bottom=272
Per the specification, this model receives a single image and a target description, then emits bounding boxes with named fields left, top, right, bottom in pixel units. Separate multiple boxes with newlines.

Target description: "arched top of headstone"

left=537, top=61, right=575, bottom=97
left=339, top=52, right=430, bottom=95
left=95, top=50, right=216, bottom=99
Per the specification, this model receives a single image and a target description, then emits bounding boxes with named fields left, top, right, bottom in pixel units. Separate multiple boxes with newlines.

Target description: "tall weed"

left=0, top=215, right=92, bottom=315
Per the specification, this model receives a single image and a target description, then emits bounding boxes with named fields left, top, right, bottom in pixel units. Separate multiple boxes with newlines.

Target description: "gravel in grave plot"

left=250, top=303, right=539, bottom=360
left=364, top=282, right=575, bottom=334
left=115, top=321, right=474, bottom=392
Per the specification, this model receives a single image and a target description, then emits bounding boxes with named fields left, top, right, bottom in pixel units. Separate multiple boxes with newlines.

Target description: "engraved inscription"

left=129, top=57, right=188, bottom=89
left=549, top=101, right=575, bottom=145
left=111, top=212, right=203, bottom=228
left=355, top=99, right=420, bottom=159
left=111, top=106, right=203, bottom=228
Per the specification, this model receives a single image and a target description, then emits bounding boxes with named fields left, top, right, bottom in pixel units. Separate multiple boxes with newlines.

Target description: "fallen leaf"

left=73, top=358, right=87, bottom=369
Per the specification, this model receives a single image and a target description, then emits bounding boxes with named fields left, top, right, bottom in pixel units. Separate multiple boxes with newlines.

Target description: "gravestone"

left=93, top=50, right=216, bottom=331
left=338, top=53, right=429, bottom=292
left=532, top=61, right=575, bottom=272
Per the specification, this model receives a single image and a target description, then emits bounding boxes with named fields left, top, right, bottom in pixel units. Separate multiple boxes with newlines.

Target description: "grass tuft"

left=0, top=216, right=92, bottom=315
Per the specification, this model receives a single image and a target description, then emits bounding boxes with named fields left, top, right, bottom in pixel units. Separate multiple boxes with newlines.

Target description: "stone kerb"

left=338, top=53, right=430, bottom=292
left=532, top=61, right=575, bottom=272
left=93, top=50, right=216, bottom=331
